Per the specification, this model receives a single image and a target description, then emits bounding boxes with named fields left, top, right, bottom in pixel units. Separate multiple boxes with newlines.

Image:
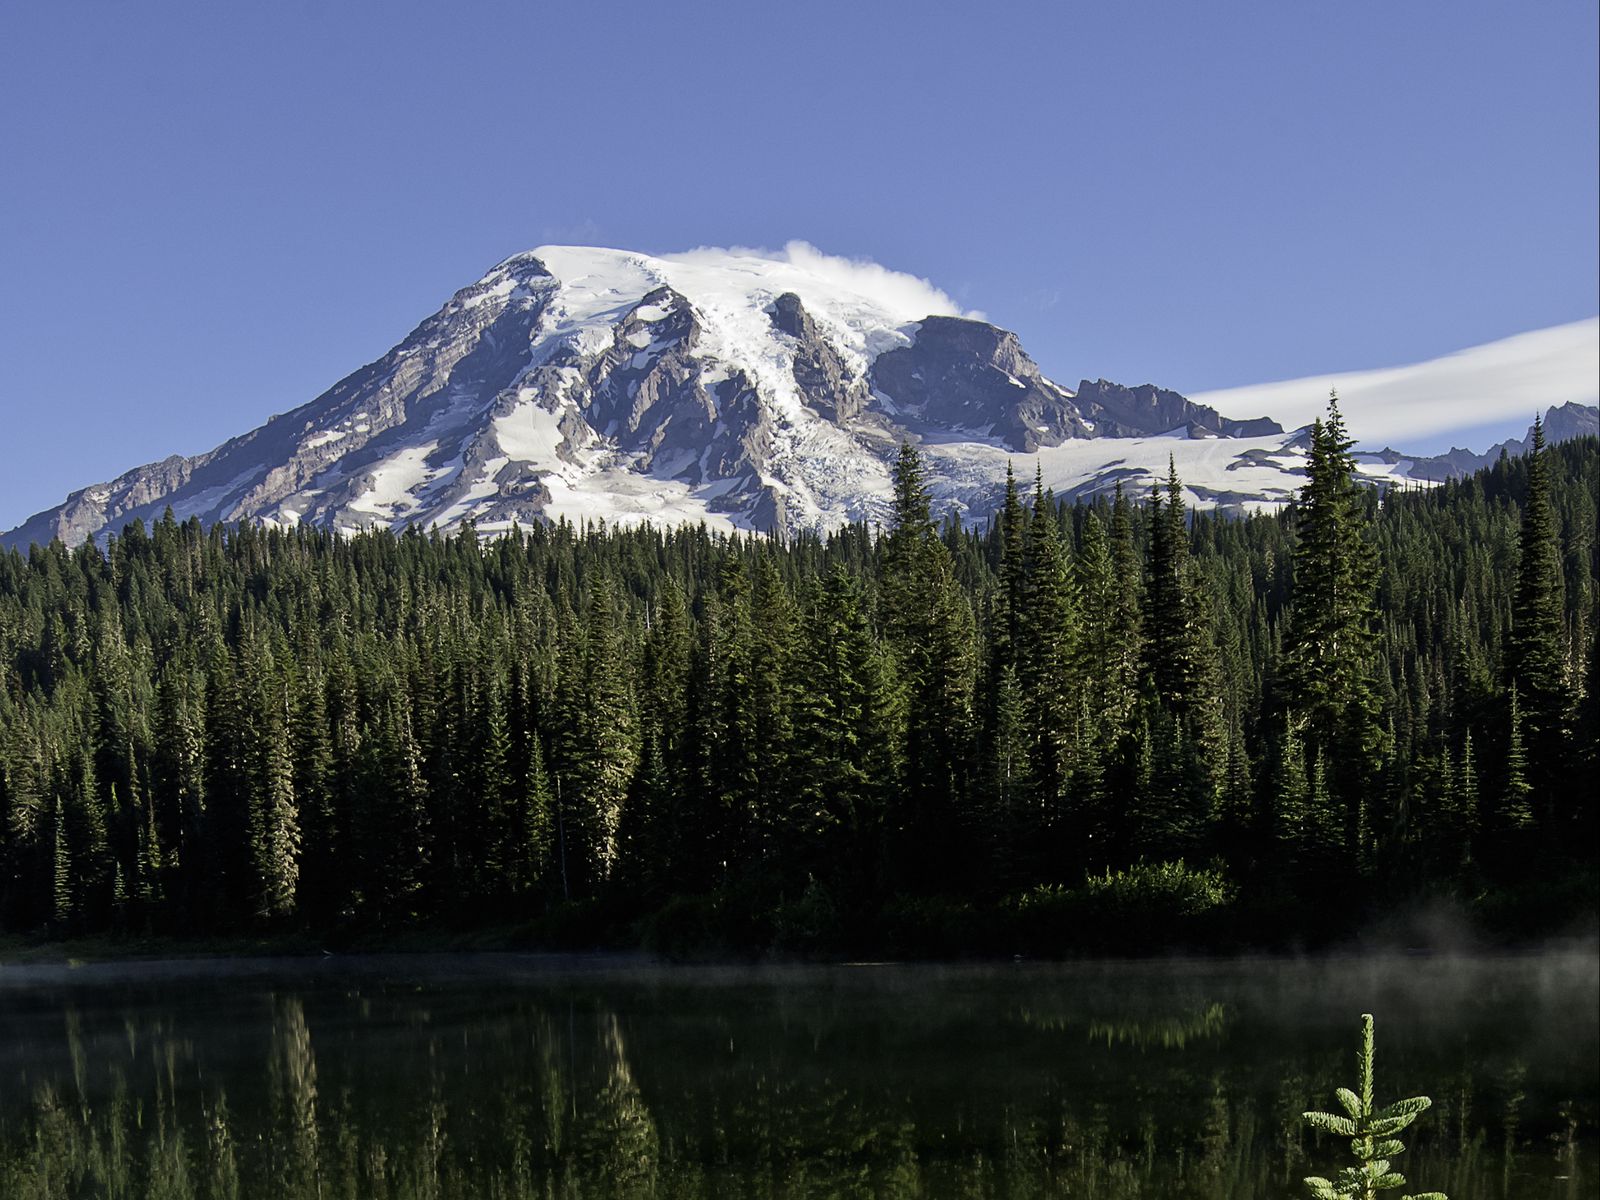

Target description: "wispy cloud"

left=538, top=216, right=604, bottom=244
left=662, top=241, right=982, bottom=323
left=1191, top=318, right=1600, bottom=449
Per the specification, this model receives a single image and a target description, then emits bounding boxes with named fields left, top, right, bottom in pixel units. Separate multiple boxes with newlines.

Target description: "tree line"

left=0, top=403, right=1593, bottom=946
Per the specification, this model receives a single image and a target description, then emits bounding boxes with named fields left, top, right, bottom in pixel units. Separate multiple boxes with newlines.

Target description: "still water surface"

left=0, top=951, right=1594, bottom=1198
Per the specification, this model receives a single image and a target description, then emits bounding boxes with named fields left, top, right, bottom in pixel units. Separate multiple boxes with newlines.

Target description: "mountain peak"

left=5, top=245, right=1587, bottom=551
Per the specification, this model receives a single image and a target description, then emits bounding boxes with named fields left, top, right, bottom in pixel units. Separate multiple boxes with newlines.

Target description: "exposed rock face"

left=1068, top=379, right=1282, bottom=440
left=6, top=255, right=560, bottom=548
left=1373, top=402, right=1600, bottom=482
left=871, top=317, right=1089, bottom=450
left=769, top=292, right=872, bottom=422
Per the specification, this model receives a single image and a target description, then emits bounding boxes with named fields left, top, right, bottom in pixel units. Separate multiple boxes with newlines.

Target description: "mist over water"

left=0, top=950, right=1594, bottom=1198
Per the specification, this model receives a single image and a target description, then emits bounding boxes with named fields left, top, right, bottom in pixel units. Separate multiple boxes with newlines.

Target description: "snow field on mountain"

left=346, top=443, right=439, bottom=519
left=491, top=398, right=566, bottom=463
left=475, top=467, right=740, bottom=538
left=922, top=432, right=1428, bottom=520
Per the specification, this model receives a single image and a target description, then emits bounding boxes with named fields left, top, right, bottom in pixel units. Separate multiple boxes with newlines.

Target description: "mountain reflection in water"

left=0, top=953, right=1593, bottom=1199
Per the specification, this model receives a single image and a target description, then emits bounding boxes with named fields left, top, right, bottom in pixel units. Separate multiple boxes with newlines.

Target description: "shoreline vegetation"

left=2, top=880, right=1594, bottom=967
left=0, top=408, right=1595, bottom=964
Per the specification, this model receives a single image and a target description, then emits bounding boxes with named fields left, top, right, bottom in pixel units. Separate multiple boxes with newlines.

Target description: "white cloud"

left=776, top=241, right=982, bottom=322
left=663, top=241, right=981, bottom=323
left=1192, top=318, right=1599, bottom=449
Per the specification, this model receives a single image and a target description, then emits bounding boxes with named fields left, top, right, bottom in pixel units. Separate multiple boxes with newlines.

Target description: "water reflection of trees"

left=1018, top=998, right=1229, bottom=1050
left=0, top=980, right=1590, bottom=1200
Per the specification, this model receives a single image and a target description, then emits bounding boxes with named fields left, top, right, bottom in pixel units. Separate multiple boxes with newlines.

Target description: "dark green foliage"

left=1506, top=417, right=1573, bottom=826
left=1302, top=1013, right=1446, bottom=1199
left=1281, top=396, right=1384, bottom=861
left=1014, top=859, right=1235, bottom=954
left=0, top=436, right=1593, bottom=948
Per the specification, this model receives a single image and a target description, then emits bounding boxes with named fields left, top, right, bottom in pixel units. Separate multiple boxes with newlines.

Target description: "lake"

left=0, top=950, right=1593, bottom=1198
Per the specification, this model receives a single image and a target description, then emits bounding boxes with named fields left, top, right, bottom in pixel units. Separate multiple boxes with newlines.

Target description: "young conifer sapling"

left=1301, top=1013, right=1446, bottom=1200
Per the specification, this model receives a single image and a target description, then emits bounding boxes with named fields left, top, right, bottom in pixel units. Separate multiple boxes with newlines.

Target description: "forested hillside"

left=1, top=408, right=1594, bottom=953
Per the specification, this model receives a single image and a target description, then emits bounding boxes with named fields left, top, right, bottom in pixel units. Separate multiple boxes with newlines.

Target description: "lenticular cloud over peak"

left=771, top=241, right=979, bottom=322
left=662, top=241, right=979, bottom=324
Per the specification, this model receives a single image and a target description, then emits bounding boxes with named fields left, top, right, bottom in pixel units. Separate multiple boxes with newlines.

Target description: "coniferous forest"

left=1, top=407, right=1595, bottom=955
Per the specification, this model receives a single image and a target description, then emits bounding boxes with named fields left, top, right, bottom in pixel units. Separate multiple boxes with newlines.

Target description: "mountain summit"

left=2, top=245, right=1585, bottom=549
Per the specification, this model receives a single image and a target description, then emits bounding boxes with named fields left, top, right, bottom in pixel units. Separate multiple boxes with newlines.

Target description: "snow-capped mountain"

left=2, top=245, right=1593, bottom=549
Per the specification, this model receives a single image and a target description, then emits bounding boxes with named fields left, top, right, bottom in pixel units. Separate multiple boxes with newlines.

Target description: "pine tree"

left=995, top=462, right=1027, bottom=671
left=252, top=688, right=300, bottom=922
left=289, top=663, right=337, bottom=925
left=1138, top=462, right=1225, bottom=846
left=641, top=577, right=690, bottom=768
left=1451, top=730, right=1478, bottom=873
left=238, top=633, right=300, bottom=923
left=1106, top=484, right=1145, bottom=730
left=747, top=553, right=796, bottom=863
left=50, top=791, right=71, bottom=928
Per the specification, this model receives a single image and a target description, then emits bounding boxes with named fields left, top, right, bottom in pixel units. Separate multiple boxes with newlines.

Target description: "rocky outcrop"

left=871, top=316, right=1089, bottom=450
left=769, top=293, right=872, bottom=422
left=1371, top=403, right=1600, bottom=482
left=1068, top=379, right=1282, bottom=439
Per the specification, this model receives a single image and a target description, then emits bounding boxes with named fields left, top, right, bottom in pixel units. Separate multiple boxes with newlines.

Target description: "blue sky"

left=2, top=1, right=1596, bottom=526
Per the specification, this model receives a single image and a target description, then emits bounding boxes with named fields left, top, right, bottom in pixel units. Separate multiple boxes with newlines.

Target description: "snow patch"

left=348, top=444, right=440, bottom=517
left=492, top=402, right=567, bottom=463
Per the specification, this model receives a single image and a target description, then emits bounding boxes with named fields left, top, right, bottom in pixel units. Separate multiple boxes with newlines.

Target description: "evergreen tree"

left=881, top=442, right=977, bottom=891
left=577, top=577, right=638, bottom=887
left=1281, top=394, right=1383, bottom=859
left=0, top=431, right=1591, bottom=947
left=1019, top=471, right=1078, bottom=857
left=1505, top=416, right=1570, bottom=812
left=251, top=676, right=300, bottom=922
left=1498, top=687, right=1534, bottom=833
left=1301, top=1013, right=1448, bottom=1200
left=508, top=736, right=554, bottom=903
left=1146, top=459, right=1199, bottom=707
left=789, top=571, right=900, bottom=905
